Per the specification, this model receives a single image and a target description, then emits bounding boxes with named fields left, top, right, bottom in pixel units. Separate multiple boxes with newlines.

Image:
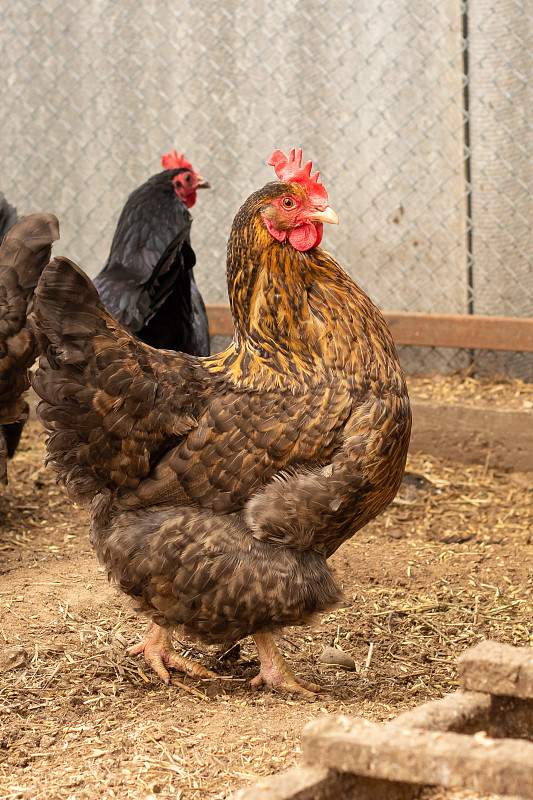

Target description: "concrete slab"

left=458, top=640, right=533, bottom=700
left=302, top=714, right=533, bottom=799
left=235, top=643, right=533, bottom=799
left=387, top=689, right=491, bottom=734
left=231, top=766, right=416, bottom=800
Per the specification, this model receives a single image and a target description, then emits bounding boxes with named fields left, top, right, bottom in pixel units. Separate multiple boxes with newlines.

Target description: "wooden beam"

left=206, top=304, right=533, bottom=352
left=205, top=303, right=234, bottom=337
left=410, top=401, right=533, bottom=472
left=385, top=311, right=533, bottom=352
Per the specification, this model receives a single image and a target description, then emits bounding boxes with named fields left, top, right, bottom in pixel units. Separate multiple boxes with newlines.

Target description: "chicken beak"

left=310, top=206, right=339, bottom=225
left=197, top=177, right=211, bottom=189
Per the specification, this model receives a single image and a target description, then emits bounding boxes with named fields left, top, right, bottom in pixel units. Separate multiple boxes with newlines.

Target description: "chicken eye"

left=282, top=197, right=295, bottom=209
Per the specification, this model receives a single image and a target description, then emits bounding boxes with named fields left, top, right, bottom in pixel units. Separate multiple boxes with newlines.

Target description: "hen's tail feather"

left=3, top=213, right=60, bottom=267
left=0, top=213, right=60, bottom=339
left=30, top=256, right=195, bottom=503
left=0, top=212, right=59, bottom=482
left=31, top=255, right=111, bottom=351
left=30, top=256, right=128, bottom=500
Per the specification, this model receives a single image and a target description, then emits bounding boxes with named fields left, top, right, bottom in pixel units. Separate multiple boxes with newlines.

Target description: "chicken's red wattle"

left=288, top=221, right=323, bottom=251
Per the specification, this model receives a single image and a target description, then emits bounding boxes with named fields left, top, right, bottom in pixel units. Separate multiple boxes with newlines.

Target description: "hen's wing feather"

left=130, top=382, right=352, bottom=514
left=246, top=394, right=411, bottom=556
left=190, top=279, right=210, bottom=356
left=96, top=223, right=195, bottom=337
left=134, top=232, right=208, bottom=354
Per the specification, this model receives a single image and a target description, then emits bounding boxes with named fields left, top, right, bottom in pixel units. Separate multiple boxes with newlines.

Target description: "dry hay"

left=0, top=378, right=532, bottom=800
left=408, top=372, right=532, bottom=411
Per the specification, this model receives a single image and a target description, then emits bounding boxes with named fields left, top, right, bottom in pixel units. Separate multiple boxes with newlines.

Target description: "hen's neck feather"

left=207, top=185, right=402, bottom=395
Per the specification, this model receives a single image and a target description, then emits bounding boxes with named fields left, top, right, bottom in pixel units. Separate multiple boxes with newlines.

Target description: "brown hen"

left=0, top=214, right=59, bottom=483
left=28, top=149, right=411, bottom=692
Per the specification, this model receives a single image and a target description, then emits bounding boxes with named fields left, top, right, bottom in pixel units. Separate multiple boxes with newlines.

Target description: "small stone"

left=319, top=647, right=357, bottom=671
left=386, top=528, right=404, bottom=539
left=440, top=531, right=473, bottom=544
left=0, top=645, right=29, bottom=673
left=510, top=472, right=533, bottom=490
left=39, top=734, right=55, bottom=749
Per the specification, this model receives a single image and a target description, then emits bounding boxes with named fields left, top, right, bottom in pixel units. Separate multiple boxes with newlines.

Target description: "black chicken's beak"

left=197, top=177, right=211, bottom=189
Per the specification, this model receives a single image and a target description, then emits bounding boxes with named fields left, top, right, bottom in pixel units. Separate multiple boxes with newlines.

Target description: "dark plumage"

left=0, top=191, right=22, bottom=468
left=26, top=149, right=411, bottom=692
left=0, top=192, right=19, bottom=240
left=0, top=214, right=59, bottom=482
left=93, top=153, right=210, bottom=356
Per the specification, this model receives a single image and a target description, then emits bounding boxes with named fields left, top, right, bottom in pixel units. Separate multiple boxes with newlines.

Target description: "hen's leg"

left=251, top=631, right=322, bottom=695
left=128, top=623, right=217, bottom=684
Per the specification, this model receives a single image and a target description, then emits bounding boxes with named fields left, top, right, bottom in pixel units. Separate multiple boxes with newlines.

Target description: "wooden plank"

left=385, top=311, right=533, bottom=352
left=205, top=303, right=234, bottom=337
left=302, top=715, right=533, bottom=799
left=206, top=304, right=533, bottom=352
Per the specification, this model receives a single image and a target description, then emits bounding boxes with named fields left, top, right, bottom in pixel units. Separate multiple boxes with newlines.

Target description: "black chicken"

left=93, top=150, right=211, bottom=356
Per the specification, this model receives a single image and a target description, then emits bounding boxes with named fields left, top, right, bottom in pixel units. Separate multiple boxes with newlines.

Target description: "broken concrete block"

left=302, top=714, right=533, bottom=799
left=231, top=765, right=417, bottom=800
left=388, top=689, right=491, bottom=734
left=458, top=640, right=533, bottom=699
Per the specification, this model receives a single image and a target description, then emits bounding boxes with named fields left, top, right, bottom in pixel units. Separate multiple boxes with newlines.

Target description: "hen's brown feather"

left=27, top=179, right=410, bottom=653
left=0, top=213, right=59, bottom=482
left=93, top=503, right=340, bottom=644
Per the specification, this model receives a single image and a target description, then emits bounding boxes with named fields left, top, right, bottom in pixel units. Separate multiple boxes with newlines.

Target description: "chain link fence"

left=1, top=0, right=531, bottom=376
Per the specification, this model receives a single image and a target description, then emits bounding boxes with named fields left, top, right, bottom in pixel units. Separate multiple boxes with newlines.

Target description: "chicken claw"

left=128, top=623, right=217, bottom=684
left=251, top=632, right=323, bottom=695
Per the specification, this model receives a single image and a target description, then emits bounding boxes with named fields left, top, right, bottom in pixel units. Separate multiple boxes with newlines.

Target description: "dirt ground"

left=1, top=378, right=532, bottom=800
left=407, top=373, right=533, bottom=411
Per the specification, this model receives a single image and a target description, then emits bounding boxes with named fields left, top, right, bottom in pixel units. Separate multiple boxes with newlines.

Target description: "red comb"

left=161, top=149, right=192, bottom=171
left=268, top=148, right=328, bottom=206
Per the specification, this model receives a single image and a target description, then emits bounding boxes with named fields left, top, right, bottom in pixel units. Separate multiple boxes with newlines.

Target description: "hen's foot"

left=252, top=632, right=323, bottom=695
left=128, top=623, right=217, bottom=685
